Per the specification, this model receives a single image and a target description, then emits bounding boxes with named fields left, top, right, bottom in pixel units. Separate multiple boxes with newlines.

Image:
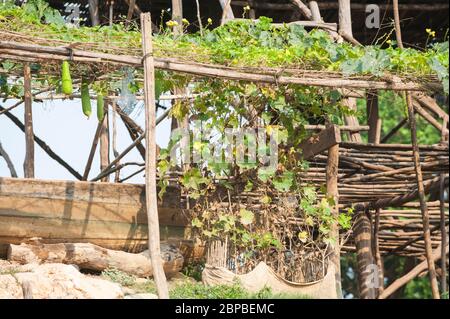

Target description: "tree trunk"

left=353, top=211, right=377, bottom=299
left=8, top=242, right=183, bottom=279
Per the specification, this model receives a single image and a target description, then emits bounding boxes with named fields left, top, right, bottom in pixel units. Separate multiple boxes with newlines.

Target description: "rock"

left=124, top=293, right=158, bottom=299
left=121, top=287, right=136, bottom=295
left=0, top=262, right=124, bottom=299
left=135, top=277, right=149, bottom=284
left=0, top=274, right=23, bottom=299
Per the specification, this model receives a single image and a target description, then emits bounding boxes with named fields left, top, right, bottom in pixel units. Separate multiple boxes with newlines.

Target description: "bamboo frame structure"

left=0, top=1, right=448, bottom=300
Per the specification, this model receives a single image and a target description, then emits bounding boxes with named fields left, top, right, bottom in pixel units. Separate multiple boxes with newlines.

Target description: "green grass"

left=101, top=268, right=310, bottom=299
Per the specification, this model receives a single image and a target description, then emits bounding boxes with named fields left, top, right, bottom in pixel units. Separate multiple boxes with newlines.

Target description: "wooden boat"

left=0, top=177, right=202, bottom=259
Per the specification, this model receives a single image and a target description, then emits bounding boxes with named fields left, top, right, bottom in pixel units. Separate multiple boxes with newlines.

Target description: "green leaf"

left=273, top=171, right=294, bottom=192
left=239, top=209, right=254, bottom=226
left=191, top=217, right=203, bottom=228
left=298, top=231, right=308, bottom=243
left=257, top=166, right=276, bottom=182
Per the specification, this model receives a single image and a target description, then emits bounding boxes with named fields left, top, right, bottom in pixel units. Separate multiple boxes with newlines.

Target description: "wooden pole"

left=111, top=101, right=121, bottom=182
left=338, top=0, right=362, bottom=143
left=171, top=0, right=183, bottom=36
left=439, top=119, right=448, bottom=295
left=326, top=141, right=343, bottom=299
left=141, top=12, right=170, bottom=299
left=99, top=104, right=110, bottom=182
left=372, top=208, right=384, bottom=296
left=309, top=1, right=322, bottom=22
left=220, top=0, right=234, bottom=25
left=367, top=91, right=381, bottom=144
left=0, top=141, right=18, bottom=177
left=392, top=0, right=403, bottom=49
left=109, top=0, right=114, bottom=27
left=354, top=211, right=377, bottom=299
left=367, top=91, right=384, bottom=297
left=381, top=118, right=407, bottom=143
left=126, top=0, right=135, bottom=24
left=23, top=63, right=34, bottom=178
left=88, top=0, right=100, bottom=26
left=82, top=120, right=104, bottom=181
left=290, top=0, right=313, bottom=20
left=406, top=93, right=440, bottom=299
left=379, top=244, right=448, bottom=299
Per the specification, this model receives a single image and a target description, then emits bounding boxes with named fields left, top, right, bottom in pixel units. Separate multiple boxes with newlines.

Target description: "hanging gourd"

left=61, top=61, right=73, bottom=95
left=96, top=92, right=104, bottom=122
left=81, top=77, right=92, bottom=118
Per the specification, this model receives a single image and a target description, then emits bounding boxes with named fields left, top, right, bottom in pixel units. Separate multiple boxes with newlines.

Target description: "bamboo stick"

left=23, top=63, right=34, bottom=178
left=379, top=244, right=448, bottom=299
left=0, top=42, right=442, bottom=92
left=326, top=142, right=342, bottom=299
left=141, top=12, right=169, bottom=299
left=406, top=92, right=440, bottom=299
left=0, top=141, right=18, bottom=177
left=82, top=120, right=104, bottom=181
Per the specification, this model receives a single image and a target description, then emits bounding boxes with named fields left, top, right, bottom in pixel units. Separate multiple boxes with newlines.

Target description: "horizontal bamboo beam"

left=0, top=41, right=442, bottom=92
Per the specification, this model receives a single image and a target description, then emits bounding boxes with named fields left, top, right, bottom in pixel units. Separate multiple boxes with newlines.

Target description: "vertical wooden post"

left=88, top=0, right=100, bottom=26
left=100, top=104, right=110, bottom=182
left=367, top=91, right=381, bottom=144
left=326, top=140, right=342, bottom=299
left=393, top=0, right=404, bottom=49
left=23, top=63, right=34, bottom=178
left=248, top=0, right=256, bottom=19
left=141, top=12, right=170, bottom=299
left=367, top=91, right=383, bottom=297
left=219, top=0, right=234, bottom=25
left=109, top=0, right=114, bottom=26
left=439, top=119, right=448, bottom=295
left=126, top=0, right=135, bottom=24
left=111, top=101, right=121, bottom=182
left=405, top=93, right=440, bottom=299
left=338, top=0, right=353, bottom=36
left=339, top=0, right=362, bottom=143
left=354, top=211, right=377, bottom=299
left=171, top=0, right=183, bottom=35
left=309, top=1, right=322, bottom=22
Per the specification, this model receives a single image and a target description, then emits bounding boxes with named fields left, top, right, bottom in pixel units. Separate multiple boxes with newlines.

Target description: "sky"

left=0, top=97, right=172, bottom=184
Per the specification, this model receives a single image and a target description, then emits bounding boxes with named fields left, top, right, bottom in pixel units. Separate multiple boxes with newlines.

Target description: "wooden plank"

left=298, top=125, right=341, bottom=160
left=0, top=177, right=189, bottom=225
left=0, top=177, right=194, bottom=258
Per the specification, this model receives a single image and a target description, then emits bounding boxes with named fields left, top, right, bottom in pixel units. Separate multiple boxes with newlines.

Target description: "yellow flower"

left=182, top=18, right=189, bottom=25
left=166, top=20, right=179, bottom=28
left=426, top=28, right=436, bottom=37
left=244, top=5, right=251, bottom=11
left=207, top=18, right=213, bottom=24
left=386, top=39, right=392, bottom=45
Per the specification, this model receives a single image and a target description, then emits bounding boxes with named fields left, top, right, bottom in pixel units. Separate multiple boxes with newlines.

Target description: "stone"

left=124, top=293, right=158, bottom=299
left=0, top=262, right=124, bottom=299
